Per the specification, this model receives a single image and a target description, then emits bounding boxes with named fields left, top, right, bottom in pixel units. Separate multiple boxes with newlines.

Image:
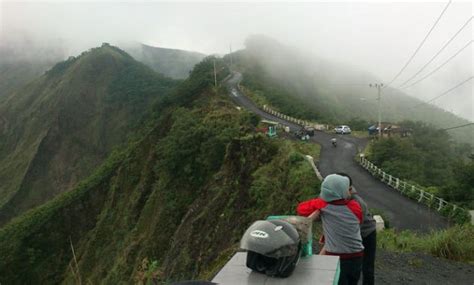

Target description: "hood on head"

left=320, top=174, right=350, bottom=202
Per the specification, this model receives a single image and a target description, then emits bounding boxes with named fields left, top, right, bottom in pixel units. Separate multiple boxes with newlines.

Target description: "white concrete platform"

left=212, top=253, right=340, bottom=285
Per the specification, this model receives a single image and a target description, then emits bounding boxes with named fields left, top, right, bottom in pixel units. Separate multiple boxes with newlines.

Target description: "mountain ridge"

left=0, top=57, right=321, bottom=283
left=0, top=43, right=176, bottom=225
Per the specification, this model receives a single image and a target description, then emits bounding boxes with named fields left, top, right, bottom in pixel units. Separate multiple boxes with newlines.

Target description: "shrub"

left=377, top=225, right=474, bottom=262
left=289, top=151, right=304, bottom=164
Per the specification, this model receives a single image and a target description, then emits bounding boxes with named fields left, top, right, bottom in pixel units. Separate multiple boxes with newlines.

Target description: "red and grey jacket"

left=297, top=198, right=364, bottom=259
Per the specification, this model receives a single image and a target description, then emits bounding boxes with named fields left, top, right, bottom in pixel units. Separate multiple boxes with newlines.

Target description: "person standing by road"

left=338, top=173, right=377, bottom=285
left=297, top=174, right=364, bottom=285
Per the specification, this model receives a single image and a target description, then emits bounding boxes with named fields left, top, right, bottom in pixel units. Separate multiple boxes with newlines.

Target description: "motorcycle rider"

left=331, top=137, right=337, bottom=147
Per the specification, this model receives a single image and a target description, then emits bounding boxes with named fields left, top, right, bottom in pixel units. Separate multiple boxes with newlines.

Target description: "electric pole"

left=213, top=59, right=217, bottom=88
left=229, top=44, right=233, bottom=68
left=369, top=83, right=384, bottom=137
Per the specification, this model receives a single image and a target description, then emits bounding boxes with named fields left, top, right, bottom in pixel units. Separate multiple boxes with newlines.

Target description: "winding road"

left=226, top=72, right=449, bottom=232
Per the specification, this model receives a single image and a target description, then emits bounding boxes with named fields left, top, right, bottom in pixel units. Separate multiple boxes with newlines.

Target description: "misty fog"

left=1, top=0, right=472, bottom=121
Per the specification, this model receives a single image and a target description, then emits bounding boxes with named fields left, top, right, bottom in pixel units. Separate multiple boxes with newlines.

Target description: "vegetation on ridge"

left=0, top=55, right=321, bottom=284
left=0, top=44, right=176, bottom=225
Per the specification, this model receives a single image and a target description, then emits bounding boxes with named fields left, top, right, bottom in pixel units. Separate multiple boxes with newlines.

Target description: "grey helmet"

left=240, top=219, right=301, bottom=277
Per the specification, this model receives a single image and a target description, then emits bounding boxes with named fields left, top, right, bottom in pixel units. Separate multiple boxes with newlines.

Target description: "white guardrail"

left=247, top=94, right=470, bottom=223
left=358, top=155, right=470, bottom=223
left=262, top=105, right=327, bottom=130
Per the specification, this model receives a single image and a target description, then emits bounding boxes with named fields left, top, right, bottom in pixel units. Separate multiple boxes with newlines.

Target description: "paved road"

left=226, top=72, right=449, bottom=232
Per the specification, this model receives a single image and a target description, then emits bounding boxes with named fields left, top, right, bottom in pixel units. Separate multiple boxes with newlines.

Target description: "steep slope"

left=0, top=46, right=63, bottom=101
left=230, top=35, right=472, bottom=144
left=0, top=43, right=176, bottom=225
left=0, top=59, right=320, bottom=283
left=126, top=43, right=206, bottom=79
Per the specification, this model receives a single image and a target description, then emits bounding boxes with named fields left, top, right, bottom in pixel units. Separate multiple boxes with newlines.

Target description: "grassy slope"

left=0, top=44, right=176, bottom=225
left=0, top=61, right=53, bottom=101
left=378, top=225, right=474, bottom=263
left=0, top=46, right=63, bottom=101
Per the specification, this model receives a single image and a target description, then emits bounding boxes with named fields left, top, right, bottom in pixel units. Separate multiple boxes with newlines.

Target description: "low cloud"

left=1, top=1, right=472, bottom=120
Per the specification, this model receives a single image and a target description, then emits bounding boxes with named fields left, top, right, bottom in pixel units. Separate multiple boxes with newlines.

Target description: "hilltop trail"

left=225, top=71, right=448, bottom=232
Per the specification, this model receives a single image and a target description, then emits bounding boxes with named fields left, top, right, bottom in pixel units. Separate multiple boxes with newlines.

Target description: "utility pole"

left=229, top=44, right=233, bottom=68
left=213, top=59, right=217, bottom=88
left=369, top=83, right=384, bottom=137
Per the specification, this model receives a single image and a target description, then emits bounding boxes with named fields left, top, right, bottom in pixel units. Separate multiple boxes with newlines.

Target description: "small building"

left=256, top=119, right=281, bottom=138
left=368, top=123, right=412, bottom=138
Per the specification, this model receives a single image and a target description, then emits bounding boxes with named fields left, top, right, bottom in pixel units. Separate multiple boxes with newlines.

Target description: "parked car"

left=334, top=125, right=351, bottom=134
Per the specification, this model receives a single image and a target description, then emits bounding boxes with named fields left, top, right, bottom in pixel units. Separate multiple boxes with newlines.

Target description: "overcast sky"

left=1, top=0, right=472, bottom=121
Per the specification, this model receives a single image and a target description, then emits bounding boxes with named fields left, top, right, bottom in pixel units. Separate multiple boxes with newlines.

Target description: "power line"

left=384, top=0, right=452, bottom=87
left=398, top=16, right=473, bottom=88
left=327, top=83, right=370, bottom=86
left=440, top=123, right=474, bottom=131
left=412, top=76, right=473, bottom=108
left=402, top=40, right=473, bottom=89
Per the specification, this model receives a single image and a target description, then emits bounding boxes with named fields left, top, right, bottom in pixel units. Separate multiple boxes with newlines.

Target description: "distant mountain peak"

left=45, top=43, right=134, bottom=78
left=124, top=43, right=206, bottom=79
left=0, top=43, right=176, bottom=225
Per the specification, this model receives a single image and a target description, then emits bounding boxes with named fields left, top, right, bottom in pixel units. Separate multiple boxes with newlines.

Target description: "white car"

left=334, top=125, right=351, bottom=134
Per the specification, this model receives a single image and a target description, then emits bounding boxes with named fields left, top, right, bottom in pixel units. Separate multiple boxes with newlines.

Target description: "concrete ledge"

left=374, top=215, right=385, bottom=231
left=305, top=155, right=323, bottom=181
left=212, top=253, right=339, bottom=285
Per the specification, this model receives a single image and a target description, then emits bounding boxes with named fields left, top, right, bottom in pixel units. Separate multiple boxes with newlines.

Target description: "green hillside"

left=228, top=35, right=473, bottom=145
left=0, top=57, right=320, bottom=283
left=126, top=43, right=206, bottom=79
left=0, top=43, right=176, bottom=225
left=0, top=61, right=51, bottom=100
left=0, top=48, right=62, bottom=101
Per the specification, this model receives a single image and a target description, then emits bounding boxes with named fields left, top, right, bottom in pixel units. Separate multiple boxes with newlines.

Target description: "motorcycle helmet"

left=240, top=219, right=302, bottom=278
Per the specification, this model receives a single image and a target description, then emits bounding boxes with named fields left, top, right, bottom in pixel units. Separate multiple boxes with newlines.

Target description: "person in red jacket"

left=337, top=172, right=377, bottom=285
left=297, top=174, right=364, bottom=285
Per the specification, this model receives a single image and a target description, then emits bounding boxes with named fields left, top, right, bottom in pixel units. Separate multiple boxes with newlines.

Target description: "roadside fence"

left=262, top=105, right=327, bottom=131
left=358, top=155, right=470, bottom=224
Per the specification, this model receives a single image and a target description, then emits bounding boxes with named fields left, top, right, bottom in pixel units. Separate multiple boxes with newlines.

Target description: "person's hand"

left=319, top=246, right=327, bottom=255
left=308, top=210, right=320, bottom=221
